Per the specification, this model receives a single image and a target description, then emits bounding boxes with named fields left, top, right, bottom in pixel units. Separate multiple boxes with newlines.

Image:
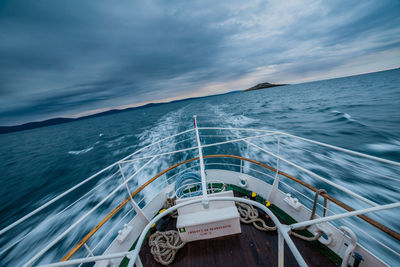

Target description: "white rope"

left=163, top=198, right=178, bottom=219
left=148, top=231, right=186, bottom=265
left=236, top=202, right=276, bottom=231
left=291, top=230, right=323, bottom=241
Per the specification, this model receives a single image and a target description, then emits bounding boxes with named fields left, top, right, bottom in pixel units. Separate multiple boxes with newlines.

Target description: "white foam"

left=332, top=110, right=355, bottom=122
left=68, top=146, right=94, bottom=155
left=366, top=141, right=400, bottom=152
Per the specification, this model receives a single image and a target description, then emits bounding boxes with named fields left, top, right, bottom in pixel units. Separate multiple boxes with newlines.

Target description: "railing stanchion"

left=268, top=134, right=281, bottom=201
left=135, top=256, right=143, bottom=267
left=240, top=159, right=243, bottom=173
left=118, top=163, right=150, bottom=222
left=156, top=142, right=169, bottom=186
left=193, top=115, right=209, bottom=208
left=278, top=231, right=284, bottom=267
left=83, top=243, right=94, bottom=257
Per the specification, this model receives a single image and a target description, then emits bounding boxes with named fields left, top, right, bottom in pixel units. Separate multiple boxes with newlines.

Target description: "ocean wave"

left=105, top=135, right=132, bottom=148
left=366, top=140, right=400, bottom=153
left=68, top=146, right=94, bottom=155
left=331, top=110, right=355, bottom=122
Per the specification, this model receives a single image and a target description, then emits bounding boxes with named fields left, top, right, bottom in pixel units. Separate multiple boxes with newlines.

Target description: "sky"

left=0, top=0, right=399, bottom=126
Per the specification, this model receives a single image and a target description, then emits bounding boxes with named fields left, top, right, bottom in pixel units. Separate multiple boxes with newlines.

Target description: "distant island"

left=244, top=82, right=287, bottom=91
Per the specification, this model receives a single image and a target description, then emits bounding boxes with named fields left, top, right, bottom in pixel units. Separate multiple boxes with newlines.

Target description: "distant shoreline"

left=0, top=90, right=241, bottom=134
left=2, top=67, right=398, bottom=134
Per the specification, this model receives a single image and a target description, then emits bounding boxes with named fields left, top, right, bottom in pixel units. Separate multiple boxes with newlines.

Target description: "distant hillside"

left=245, top=82, right=287, bottom=91
left=0, top=90, right=240, bottom=134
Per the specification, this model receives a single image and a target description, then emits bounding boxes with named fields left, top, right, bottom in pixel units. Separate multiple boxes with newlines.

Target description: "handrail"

left=244, top=139, right=378, bottom=206
left=0, top=129, right=195, bottom=237
left=61, top=154, right=400, bottom=262
left=61, top=156, right=201, bottom=261
left=198, top=127, right=400, bottom=167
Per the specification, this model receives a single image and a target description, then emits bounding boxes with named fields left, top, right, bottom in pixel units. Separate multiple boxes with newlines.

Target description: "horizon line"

left=1, top=66, right=398, bottom=128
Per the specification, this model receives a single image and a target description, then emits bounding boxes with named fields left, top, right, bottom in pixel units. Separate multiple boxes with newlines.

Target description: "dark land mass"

left=244, top=82, right=287, bottom=91
left=0, top=90, right=241, bottom=134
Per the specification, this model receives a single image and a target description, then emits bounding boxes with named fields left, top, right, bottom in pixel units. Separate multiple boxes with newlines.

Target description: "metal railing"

left=0, top=116, right=399, bottom=266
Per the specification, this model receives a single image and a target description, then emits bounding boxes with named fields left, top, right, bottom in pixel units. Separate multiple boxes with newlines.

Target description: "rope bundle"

left=236, top=202, right=277, bottom=231
left=164, top=198, right=178, bottom=218
left=149, top=230, right=186, bottom=265
left=291, top=230, right=323, bottom=241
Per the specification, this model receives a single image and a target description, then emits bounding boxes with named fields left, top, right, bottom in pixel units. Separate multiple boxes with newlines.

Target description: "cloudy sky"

left=0, top=0, right=399, bottom=125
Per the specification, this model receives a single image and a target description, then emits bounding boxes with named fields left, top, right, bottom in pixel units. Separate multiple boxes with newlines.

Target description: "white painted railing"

left=1, top=119, right=399, bottom=266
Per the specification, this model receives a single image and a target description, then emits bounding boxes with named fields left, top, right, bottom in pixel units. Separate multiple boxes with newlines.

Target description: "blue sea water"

left=0, top=69, right=399, bottom=266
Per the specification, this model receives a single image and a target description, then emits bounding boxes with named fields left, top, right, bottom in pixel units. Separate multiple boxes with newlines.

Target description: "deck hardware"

left=116, top=224, right=132, bottom=244
left=239, top=175, right=248, bottom=188
left=339, top=226, right=357, bottom=267
left=352, top=252, right=363, bottom=267
left=316, top=223, right=334, bottom=245
left=284, top=194, right=302, bottom=210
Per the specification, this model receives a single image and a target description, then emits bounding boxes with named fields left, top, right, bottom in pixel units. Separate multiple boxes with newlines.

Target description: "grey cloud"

left=0, top=0, right=399, bottom=125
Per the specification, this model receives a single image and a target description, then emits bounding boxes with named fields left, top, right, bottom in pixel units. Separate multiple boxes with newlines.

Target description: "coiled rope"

left=236, top=201, right=277, bottom=231
left=164, top=198, right=178, bottom=218
left=149, top=230, right=186, bottom=265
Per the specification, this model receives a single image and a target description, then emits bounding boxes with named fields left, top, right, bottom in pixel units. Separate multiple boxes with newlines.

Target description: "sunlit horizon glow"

left=0, top=0, right=399, bottom=126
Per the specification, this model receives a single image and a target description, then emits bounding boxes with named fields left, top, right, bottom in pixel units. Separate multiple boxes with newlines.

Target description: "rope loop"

left=235, top=201, right=277, bottom=231
left=149, top=230, right=186, bottom=265
left=163, top=198, right=178, bottom=218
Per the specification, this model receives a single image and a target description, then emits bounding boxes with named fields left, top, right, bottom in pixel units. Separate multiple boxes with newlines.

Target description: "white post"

left=193, top=115, right=209, bottom=208
left=240, top=159, right=243, bottom=173
left=278, top=231, right=284, bottom=267
left=135, top=256, right=143, bottom=267
left=118, top=163, right=150, bottom=222
left=83, top=243, right=94, bottom=257
left=268, top=134, right=280, bottom=201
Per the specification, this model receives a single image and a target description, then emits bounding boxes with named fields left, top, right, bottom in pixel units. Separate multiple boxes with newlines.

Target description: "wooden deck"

left=138, top=204, right=337, bottom=267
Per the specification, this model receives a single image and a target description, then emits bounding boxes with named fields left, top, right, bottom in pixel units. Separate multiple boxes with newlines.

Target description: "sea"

left=0, top=68, right=399, bottom=266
